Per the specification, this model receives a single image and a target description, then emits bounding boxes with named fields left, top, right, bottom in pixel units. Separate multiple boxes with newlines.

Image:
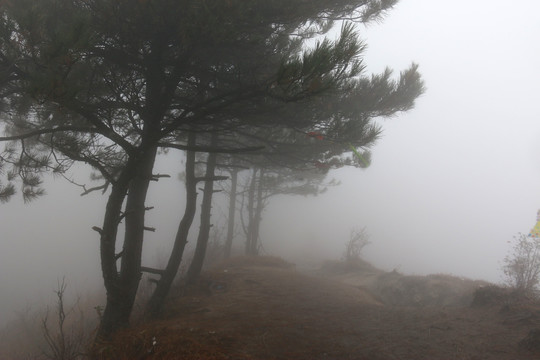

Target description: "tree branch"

left=159, top=142, right=264, bottom=154
left=62, top=99, right=138, bottom=155
left=92, top=226, right=103, bottom=235
left=58, top=148, right=115, bottom=184
left=195, top=175, right=228, bottom=183
left=0, top=126, right=97, bottom=142
left=150, top=173, right=171, bottom=181
left=215, top=163, right=250, bottom=170
left=80, top=182, right=110, bottom=196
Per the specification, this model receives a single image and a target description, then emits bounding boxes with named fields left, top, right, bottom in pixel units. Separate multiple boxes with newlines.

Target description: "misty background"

left=2, top=0, right=540, bottom=327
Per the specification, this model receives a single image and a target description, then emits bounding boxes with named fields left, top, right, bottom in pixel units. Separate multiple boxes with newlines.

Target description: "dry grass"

left=92, top=257, right=540, bottom=359
left=319, top=261, right=492, bottom=307
left=320, top=258, right=382, bottom=275
left=6, top=257, right=540, bottom=359
left=213, top=255, right=295, bottom=270
left=0, top=291, right=101, bottom=360
left=367, top=271, right=491, bottom=307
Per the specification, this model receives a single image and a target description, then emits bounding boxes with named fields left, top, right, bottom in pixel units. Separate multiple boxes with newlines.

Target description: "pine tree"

left=0, top=0, right=419, bottom=339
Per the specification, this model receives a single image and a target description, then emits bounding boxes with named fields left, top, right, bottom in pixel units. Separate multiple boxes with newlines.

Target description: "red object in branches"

left=307, top=132, right=324, bottom=140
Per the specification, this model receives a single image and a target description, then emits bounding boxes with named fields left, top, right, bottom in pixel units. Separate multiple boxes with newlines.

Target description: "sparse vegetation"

left=343, top=227, right=371, bottom=262
left=471, top=285, right=513, bottom=308
left=85, top=257, right=540, bottom=359
left=3, top=256, right=540, bottom=359
left=503, top=233, right=540, bottom=297
left=41, top=279, right=90, bottom=360
left=0, top=280, right=99, bottom=360
left=321, top=258, right=380, bottom=275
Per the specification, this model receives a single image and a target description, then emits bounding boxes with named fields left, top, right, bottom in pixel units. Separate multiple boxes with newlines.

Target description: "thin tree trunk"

left=250, top=168, right=265, bottom=255
left=145, top=132, right=198, bottom=317
left=224, top=169, right=238, bottom=259
left=245, top=168, right=257, bottom=255
left=185, top=134, right=218, bottom=284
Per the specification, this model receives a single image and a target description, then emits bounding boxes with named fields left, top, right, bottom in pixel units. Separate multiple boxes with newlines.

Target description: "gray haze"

left=2, top=0, right=540, bottom=326
left=263, top=0, right=540, bottom=278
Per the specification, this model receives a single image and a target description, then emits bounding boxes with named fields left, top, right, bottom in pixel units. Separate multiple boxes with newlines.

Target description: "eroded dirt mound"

left=213, top=255, right=296, bottom=270
left=320, top=259, right=383, bottom=275
left=96, top=256, right=540, bottom=360
left=471, top=285, right=514, bottom=307
left=370, top=271, right=491, bottom=307
left=321, top=260, right=491, bottom=307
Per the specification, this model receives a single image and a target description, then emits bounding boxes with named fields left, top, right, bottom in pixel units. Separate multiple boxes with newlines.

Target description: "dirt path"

left=101, top=258, right=540, bottom=359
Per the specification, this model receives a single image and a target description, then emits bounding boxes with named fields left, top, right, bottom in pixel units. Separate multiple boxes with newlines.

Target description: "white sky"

left=2, top=0, right=540, bottom=325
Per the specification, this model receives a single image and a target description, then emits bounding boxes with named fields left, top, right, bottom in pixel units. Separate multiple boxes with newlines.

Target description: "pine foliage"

left=0, top=0, right=416, bottom=201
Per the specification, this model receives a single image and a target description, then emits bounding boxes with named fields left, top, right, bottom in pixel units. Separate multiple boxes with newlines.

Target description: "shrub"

left=41, top=278, right=91, bottom=360
left=502, top=233, right=540, bottom=297
left=343, top=227, right=371, bottom=262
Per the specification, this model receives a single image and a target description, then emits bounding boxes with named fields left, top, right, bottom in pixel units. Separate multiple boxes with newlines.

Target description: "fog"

left=2, top=0, right=540, bottom=328
left=266, top=0, right=540, bottom=278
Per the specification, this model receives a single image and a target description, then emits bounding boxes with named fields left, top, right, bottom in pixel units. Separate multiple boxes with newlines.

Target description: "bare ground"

left=96, top=257, right=540, bottom=360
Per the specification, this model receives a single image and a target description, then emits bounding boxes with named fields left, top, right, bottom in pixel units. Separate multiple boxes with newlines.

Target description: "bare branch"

left=195, top=175, right=228, bottom=183
left=80, top=182, right=110, bottom=196
left=150, top=173, right=171, bottom=181
left=91, top=226, right=103, bottom=235
left=215, top=163, right=250, bottom=170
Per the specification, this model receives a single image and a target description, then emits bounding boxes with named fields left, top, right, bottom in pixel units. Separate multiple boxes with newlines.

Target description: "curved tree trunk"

left=95, top=170, right=133, bottom=341
left=119, top=146, right=157, bottom=318
left=97, top=147, right=157, bottom=339
left=185, top=134, right=219, bottom=284
left=145, top=132, right=198, bottom=317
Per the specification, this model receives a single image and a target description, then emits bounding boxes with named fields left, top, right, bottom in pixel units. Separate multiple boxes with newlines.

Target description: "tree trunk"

left=97, top=147, right=157, bottom=339
left=250, top=168, right=265, bottom=255
left=96, top=43, right=168, bottom=339
left=95, top=176, right=131, bottom=341
left=185, top=134, right=219, bottom=284
left=145, top=132, right=198, bottom=317
left=224, top=169, right=238, bottom=259
left=245, top=168, right=257, bottom=255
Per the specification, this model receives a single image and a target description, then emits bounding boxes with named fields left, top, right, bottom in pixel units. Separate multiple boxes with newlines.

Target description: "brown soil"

left=97, top=257, right=540, bottom=360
